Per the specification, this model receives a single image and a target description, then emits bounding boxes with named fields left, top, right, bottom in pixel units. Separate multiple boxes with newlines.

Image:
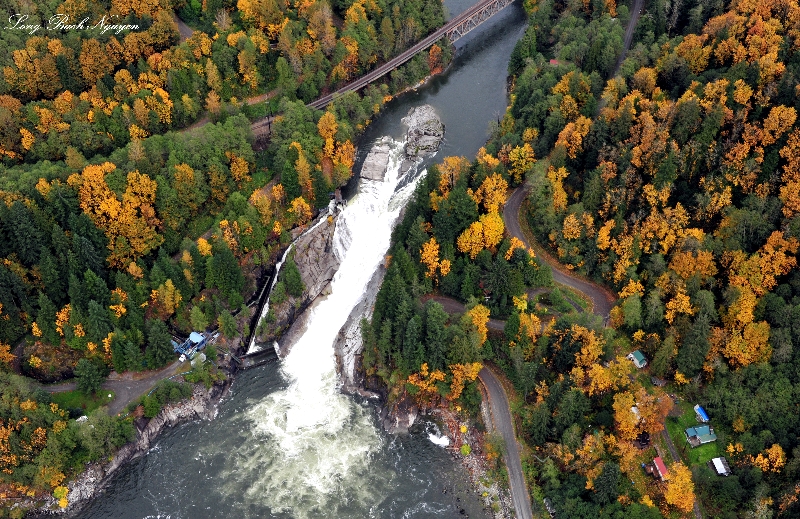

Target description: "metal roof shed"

left=711, top=457, right=732, bottom=476
left=653, top=457, right=668, bottom=481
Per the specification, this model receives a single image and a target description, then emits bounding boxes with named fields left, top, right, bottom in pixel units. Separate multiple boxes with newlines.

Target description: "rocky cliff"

left=402, top=104, right=444, bottom=164
left=331, top=104, right=444, bottom=434
left=41, top=383, right=225, bottom=517
left=259, top=213, right=340, bottom=347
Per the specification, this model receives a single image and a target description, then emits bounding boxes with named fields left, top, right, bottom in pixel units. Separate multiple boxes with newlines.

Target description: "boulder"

left=359, top=137, right=393, bottom=181
left=402, top=104, right=444, bottom=160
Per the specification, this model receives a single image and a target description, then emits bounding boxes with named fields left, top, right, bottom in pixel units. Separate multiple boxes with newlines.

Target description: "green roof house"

left=627, top=350, right=647, bottom=368
left=685, top=425, right=717, bottom=447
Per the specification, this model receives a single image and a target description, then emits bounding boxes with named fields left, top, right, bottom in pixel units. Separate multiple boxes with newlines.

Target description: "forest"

left=0, top=0, right=454, bottom=510
left=366, top=0, right=800, bottom=515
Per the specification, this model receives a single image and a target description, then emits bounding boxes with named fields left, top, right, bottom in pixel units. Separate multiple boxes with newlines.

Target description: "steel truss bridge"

left=251, top=0, right=516, bottom=141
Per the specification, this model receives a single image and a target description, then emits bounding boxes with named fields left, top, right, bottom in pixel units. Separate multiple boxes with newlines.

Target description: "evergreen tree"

left=190, top=305, right=209, bottom=331
left=84, top=269, right=110, bottom=306
left=39, top=249, right=64, bottom=305
left=69, top=273, right=88, bottom=312
left=206, top=240, right=245, bottom=307
left=593, top=462, right=621, bottom=505
left=282, top=258, right=305, bottom=297
left=86, top=300, right=112, bottom=343
left=123, top=338, right=144, bottom=372
left=218, top=310, right=238, bottom=339
left=37, top=292, right=60, bottom=345
left=404, top=314, right=424, bottom=371
left=424, top=300, right=449, bottom=371
left=145, top=319, right=174, bottom=369
left=74, top=358, right=104, bottom=395
left=5, top=201, right=43, bottom=266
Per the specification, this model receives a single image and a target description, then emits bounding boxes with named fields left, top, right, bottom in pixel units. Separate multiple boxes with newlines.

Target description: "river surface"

left=75, top=2, right=527, bottom=518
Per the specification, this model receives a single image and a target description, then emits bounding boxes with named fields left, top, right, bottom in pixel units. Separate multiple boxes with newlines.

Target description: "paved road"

left=42, top=361, right=183, bottom=416
left=422, top=289, right=548, bottom=331
left=172, top=14, right=194, bottom=43
left=503, top=186, right=616, bottom=322
left=479, top=366, right=533, bottom=519
left=614, top=0, right=645, bottom=75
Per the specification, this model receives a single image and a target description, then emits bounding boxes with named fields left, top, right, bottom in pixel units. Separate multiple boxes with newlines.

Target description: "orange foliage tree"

left=73, top=163, right=162, bottom=268
left=447, top=362, right=482, bottom=400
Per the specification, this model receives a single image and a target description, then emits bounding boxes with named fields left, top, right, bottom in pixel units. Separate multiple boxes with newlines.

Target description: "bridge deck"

left=252, top=0, right=515, bottom=145
left=307, top=0, right=514, bottom=109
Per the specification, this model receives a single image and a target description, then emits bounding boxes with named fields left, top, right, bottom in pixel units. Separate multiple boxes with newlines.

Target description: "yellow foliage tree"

left=473, top=173, right=508, bottom=214
left=151, top=279, right=182, bottom=319
left=407, top=363, right=446, bottom=403
left=318, top=111, right=338, bottom=158
left=663, top=462, right=696, bottom=514
left=457, top=221, right=485, bottom=259
left=612, top=391, right=639, bottom=441
left=289, top=196, right=312, bottom=226
left=480, top=212, right=505, bottom=251
left=562, top=213, right=582, bottom=239
left=547, top=166, right=569, bottom=212
left=77, top=163, right=163, bottom=268
left=437, top=156, right=471, bottom=197
left=468, top=304, right=490, bottom=346
left=447, top=362, right=482, bottom=400
left=419, top=237, right=450, bottom=278
left=508, top=143, right=535, bottom=184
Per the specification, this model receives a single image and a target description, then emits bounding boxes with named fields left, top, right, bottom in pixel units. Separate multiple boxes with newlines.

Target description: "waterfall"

left=235, top=138, right=424, bottom=518
left=246, top=201, right=334, bottom=355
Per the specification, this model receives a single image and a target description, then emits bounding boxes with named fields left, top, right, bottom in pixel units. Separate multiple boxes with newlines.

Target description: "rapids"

left=73, top=0, right=527, bottom=516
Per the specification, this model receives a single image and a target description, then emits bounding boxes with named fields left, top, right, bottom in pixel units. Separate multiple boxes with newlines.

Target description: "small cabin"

left=685, top=424, right=717, bottom=447
left=652, top=456, right=668, bottom=481
left=710, top=457, right=732, bottom=476
left=694, top=404, right=710, bottom=423
left=627, top=350, right=647, bottom=368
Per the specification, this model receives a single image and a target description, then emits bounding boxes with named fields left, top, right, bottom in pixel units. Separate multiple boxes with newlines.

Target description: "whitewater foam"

left=233, top=138, right=424, bottom=518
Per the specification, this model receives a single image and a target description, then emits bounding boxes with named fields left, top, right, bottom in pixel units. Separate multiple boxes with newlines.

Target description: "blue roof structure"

left=173, top=332, right=207, bottom=355
left=694, top=404, right=710, bottom=422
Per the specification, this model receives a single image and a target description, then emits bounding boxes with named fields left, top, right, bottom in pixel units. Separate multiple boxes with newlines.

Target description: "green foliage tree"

left=190, top=305, right=209, bottom=331
left=282, top=257, right=305, bottom=297
left=145, top=319, right=174, bottom=369
left=74, top=358, right=103, bottom=395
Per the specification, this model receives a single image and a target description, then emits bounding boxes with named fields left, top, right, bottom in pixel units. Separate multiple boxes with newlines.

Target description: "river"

left=75, top=2, right=527, bottom=518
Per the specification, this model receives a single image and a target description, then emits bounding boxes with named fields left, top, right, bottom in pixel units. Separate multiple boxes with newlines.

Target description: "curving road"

left=479, top=366, right=533, bottom=519
left=503, top=186, right=616, bottom=322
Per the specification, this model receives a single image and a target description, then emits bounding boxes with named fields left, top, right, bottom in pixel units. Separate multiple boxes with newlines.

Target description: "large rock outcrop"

left=359, top=137, right=393, bottom=182
left=403, top=105, right=444, bottom=160
left=262, top=214, right=340, bottom=348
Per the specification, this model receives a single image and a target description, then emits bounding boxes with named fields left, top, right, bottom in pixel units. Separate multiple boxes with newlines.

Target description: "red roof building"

left=653, top=457, right=668, bottom=481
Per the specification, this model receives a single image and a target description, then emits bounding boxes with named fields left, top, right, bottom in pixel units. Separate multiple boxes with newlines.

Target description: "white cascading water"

left=246, top=204, right=333, bottom=354
left=233, top=138, right=426, bottom=518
